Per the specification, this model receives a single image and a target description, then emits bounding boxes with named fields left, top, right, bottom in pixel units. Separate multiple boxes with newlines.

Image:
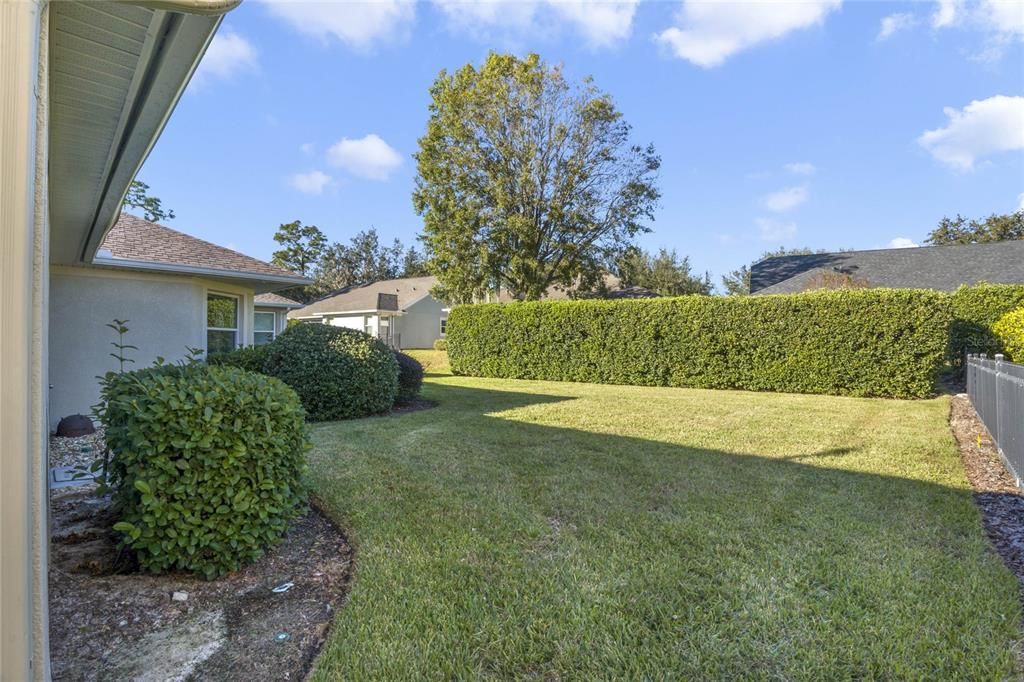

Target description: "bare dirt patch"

left=49, top=490, right=352, bottom=681
left=949, top=394, right=1024, bottom=583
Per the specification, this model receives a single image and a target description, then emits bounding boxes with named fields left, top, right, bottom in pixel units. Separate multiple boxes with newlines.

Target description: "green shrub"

left=433, top=338, right=448, bottom=351
left=394, top=351, right=424, bottom=404
left=447, top=289, right=951, bottom=399
left=949, top=283, right=1024, bottom=362
left=263, top=323, right=399, bottom=421
left=993, top=308, right=1024, bottom=362
left=98, top=363, right=309, bottom=578
left=207, top=344, right=270, bottom=373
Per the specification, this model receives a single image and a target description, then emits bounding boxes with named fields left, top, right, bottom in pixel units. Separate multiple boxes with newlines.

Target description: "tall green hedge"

left=948, top=283, right=1024, bottom=362
left=447, top=289, right=951, bottom=399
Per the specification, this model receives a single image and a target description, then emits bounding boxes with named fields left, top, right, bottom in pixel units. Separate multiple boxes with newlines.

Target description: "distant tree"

left=123, top=180, right=174, bottom=222
left=615, top=247, right=712, bottom=296
left=802, top=270, right=870, bottom=291
left=721, top=247, right=823, bottom=296
left=311, top=228, right=411, bottom=296
left=272, top=220, right=327, bottom=278
left=401, top=246, right=430, bottom=277
left=925, top=211, right=1024, bottom=245
left=414, top=52, right=661, bottom=303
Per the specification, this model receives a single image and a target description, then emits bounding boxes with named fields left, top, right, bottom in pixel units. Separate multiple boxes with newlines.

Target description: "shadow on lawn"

left=309, top=379, right=1022, bottom=678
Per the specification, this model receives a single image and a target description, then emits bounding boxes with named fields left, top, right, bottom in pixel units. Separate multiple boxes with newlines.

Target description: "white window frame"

left=440, top=317, right=447, bottom=336
left=206, top=291, right=240, bottom=353
left=254, top=310, right=277, bottom=346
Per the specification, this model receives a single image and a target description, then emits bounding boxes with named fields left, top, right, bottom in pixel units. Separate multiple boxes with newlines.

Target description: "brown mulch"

left=949, top=394, right=1024, bottom=584
left=49, top=491, right=353, bottom=681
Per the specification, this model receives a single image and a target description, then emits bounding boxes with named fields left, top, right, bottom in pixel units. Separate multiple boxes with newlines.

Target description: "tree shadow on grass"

left=309, top=380, right=1022, bottom=679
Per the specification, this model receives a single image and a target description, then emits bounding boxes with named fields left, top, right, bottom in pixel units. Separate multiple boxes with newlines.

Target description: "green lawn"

left=307, top=371, right=1020, bottom=679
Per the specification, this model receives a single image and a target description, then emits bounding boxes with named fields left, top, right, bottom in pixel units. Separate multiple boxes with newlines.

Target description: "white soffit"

left=48, top=1, right=235, bottom=265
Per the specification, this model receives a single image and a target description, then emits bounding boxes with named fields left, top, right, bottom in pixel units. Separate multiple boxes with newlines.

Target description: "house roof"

left=750, top=241, right=1024, bottom=295
left=292, top=276, right=438, bottom=318
left=95, top=214, right=311, bottom=289
left=255, top=293, right=303, bottom=308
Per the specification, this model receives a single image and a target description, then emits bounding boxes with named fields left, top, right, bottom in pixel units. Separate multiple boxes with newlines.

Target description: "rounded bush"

left=99, top=363, right=309, bottom=578
left=433, top=338, right=448, bottom=351
left=207, top=344, right=270, bottom=373
left=949, top=283, right=1024, bottom=362
left=394, top=351, right=424, bottom=404
left=993, top=308, right=1024, bottom=362
left=263, top=323, right=399, bottom=421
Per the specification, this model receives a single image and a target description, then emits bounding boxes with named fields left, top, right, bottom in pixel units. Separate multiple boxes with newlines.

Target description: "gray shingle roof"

left=292, top=276, right=439, bottom=318
left=99, top=213, right=308, bottom=283
left=751, top=241, right=1024, bottom=294
left=254, top=293, right=303, bottom=308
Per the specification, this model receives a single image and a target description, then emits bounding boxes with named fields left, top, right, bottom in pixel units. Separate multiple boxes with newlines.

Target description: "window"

left=206, top=293, right=238, bottom=354
left=440, top=318, right=447, bottom=336
left=254, top=311, right=276, bottom=346
left=364, top=315, right=373, bottom=336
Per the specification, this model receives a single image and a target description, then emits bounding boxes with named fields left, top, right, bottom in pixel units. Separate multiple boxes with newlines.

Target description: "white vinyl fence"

left=966, top=353, right=1024, bottom=488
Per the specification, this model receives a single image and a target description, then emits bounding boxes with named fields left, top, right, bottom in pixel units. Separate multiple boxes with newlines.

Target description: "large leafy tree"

left=615, top=246, right=712, bottom=296
left=721, top=247, right=824, bottom=296
left=272, top=220, right=327, bottom=278
left=414, top=52, right=661, bottom=302
left=123, top=180, right=174, bottom=222
left=925, top=211, right=1024, bottom=245
left=313, top=229, right=404, bottom=294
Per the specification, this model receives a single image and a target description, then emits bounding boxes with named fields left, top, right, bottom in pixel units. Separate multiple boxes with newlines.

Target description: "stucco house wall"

left=326, top=313, right=373, bottom=334
left=398, top=296, right=447, bottom=349
left=48, top=266, right=256, bottom=430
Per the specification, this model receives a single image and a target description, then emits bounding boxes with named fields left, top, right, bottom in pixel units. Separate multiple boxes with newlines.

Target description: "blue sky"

left=139, top=0, right=1024, bottom=288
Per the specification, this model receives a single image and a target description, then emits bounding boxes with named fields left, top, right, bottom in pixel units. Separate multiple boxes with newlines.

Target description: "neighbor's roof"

left=750, top=241, right=1024, bottom=295
left=292, top=276, right=438, bottom=318
left=255, top=293, right=303, bottom=308
left=96, top=214, right=310, bottom=286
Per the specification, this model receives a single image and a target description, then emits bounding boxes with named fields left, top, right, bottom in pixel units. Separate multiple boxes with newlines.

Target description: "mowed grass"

left=307, top=371, right=1020, bottom=679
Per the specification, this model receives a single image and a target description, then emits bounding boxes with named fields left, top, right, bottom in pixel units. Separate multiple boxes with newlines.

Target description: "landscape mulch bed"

left=49, top=490, right=353, bottom=681
left=949, top=394, right=1024, bottom=586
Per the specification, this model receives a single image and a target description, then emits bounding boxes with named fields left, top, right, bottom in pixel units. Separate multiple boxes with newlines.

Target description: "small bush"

left=993, top=308, right=1024, bottom=362
left=433, top=338, right=448, bottom=351
left=949, top=283, right=1024, bottom=362
left=207, top=344, right=270, bottom=373
left=99, top=363, right=309, bottom=578
left=447, top=289, right=950, bottom=399
left=263, top=324, right=399, bottom=421
left=394, top=351, right=425, bottom=404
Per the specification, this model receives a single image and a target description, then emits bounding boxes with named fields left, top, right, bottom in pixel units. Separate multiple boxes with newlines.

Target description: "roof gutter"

left=91, top=255, right=314, bottom=287
left=77, top=3, right=238, bottom=264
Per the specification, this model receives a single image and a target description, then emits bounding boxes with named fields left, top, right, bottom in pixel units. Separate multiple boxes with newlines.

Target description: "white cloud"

left=289, top=170, right=332, bottom=195
left=263, top=0, right=415, bottom=51
left=654, top=0, right=842, bottom=68
left=932, top=0, right=960, bottom=28
left=756, top=217, right=798, bottom=241
left=888, top=237, right=919, bottom=248
left=431, top=0, right=638, bottom=47
left=327, top=133, right=403, bottom=180
left=878, top=12, right=916, bottom=40
left=979, top=0, right=1024, bottom=36
left=762, top=185, right=809, bottom=212
left=194, top=29, right=257, bottom=81
left=784, top=161, right=816, bottom=176
left=917, top=95, right=1024, bottom=171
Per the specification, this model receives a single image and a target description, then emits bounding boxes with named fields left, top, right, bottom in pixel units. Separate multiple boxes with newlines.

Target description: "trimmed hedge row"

left=949, top=283, right=1024, bottom=362
left=447, top=289, right=951, bottom=399
left=993, top=308, right=1024, bottom=362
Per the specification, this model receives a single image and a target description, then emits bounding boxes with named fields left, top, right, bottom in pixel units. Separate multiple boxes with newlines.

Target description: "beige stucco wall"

left=48, top=266, right=256, bottom=430
left=397, top=296, right=447, bottom=349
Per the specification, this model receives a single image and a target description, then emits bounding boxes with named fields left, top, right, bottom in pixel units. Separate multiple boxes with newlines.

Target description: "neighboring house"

left=49, top=215, right=310, bottom=429
left=750, top=241, right=1024, bottom=295
left=289, top=274, right=660, bottom=349
left=290, top=276, right=445, bottom=349
left=2, top=3, right=239, bottom=678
